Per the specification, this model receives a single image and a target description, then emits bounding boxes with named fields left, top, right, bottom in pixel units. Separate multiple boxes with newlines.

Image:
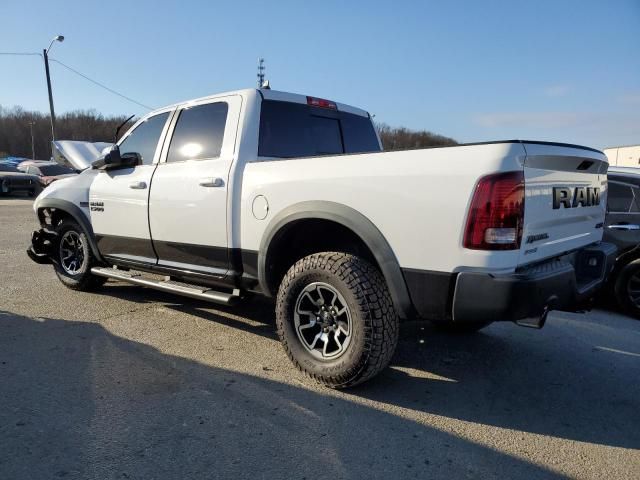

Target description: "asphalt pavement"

left=1, top=197, right=639, bottom=479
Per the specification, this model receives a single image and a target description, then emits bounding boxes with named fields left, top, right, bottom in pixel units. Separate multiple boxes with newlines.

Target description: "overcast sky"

left=1, top=0, right=638, bottom=149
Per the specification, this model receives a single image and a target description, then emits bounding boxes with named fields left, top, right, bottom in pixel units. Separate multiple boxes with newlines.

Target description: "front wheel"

left=276, top=252, right=399, bottom=388
left=53, top=219, right=106, bottom=291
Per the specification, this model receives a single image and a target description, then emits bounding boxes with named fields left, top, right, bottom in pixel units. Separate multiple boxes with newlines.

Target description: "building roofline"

left=603, top=144, right=640, bottom=150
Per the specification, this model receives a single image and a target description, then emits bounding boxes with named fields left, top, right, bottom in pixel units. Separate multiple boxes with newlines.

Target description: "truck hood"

left=52, top=141, right=113, bottom=171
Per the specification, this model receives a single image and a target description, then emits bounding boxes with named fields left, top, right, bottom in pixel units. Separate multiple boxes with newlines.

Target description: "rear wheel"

left=276, top=252, right=399, bottom=388
left=53, top=219, right=106, bottom=291
left=614, top=259, right=640, bottom=319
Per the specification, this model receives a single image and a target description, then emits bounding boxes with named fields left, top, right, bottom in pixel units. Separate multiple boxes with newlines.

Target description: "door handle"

left=608, top=224, right=640, bottom=231
left=199, top=177, right=224, bottom=188
left=129, top=181, right=147, bottom=190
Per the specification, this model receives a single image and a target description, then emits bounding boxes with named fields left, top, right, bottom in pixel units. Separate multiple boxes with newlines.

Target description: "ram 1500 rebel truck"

left=28, top=88, right=616, bottom=387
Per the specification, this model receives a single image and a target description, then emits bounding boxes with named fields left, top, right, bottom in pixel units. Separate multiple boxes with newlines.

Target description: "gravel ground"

left=1, top=198, right=639, bottom=479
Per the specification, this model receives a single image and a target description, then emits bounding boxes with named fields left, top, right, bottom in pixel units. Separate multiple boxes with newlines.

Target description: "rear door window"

left=259, top=100, right=380, bottom=158
left=167, top=102, right=229, bottom=162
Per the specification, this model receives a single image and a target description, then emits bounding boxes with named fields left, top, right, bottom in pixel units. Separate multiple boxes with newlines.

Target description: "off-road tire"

left=614, top=259, right=640, bottom=319
left=276, top=252, right=399, bottom=388
left=53, top=219, right=106, bottom=291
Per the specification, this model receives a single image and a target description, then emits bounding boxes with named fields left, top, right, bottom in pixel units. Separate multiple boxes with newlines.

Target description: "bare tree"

left=376, top=122, right=457, bottom=151
left=0, top=105, right=458, bottom=160
left=0, top=105, right=135, bottom=159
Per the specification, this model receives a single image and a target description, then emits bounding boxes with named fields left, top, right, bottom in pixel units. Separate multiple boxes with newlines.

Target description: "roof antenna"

left=257, top=57, right=270, bottom=89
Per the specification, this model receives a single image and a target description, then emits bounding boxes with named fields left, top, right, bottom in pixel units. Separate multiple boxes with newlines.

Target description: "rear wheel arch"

left=258, top=201, right=414, bottom=319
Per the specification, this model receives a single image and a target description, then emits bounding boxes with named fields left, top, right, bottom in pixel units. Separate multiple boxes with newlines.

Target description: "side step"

left=91, top=267, right=241, bottom=306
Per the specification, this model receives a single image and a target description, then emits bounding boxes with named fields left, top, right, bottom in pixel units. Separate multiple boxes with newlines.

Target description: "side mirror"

left=92, top=146, right=141, bottom=170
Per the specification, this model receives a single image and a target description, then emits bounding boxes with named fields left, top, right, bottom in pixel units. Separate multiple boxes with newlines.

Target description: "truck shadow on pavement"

left=0, top=310, right=566, bottom=480
left=93, top=283, right=640, bottom=452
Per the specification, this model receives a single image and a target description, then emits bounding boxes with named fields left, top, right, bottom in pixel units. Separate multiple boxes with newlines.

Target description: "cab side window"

left=167, top=102, right=228, bottom=163
left=118, top=112, right=170, bottom=166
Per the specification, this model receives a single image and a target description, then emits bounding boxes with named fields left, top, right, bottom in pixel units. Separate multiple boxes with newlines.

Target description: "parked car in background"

left=603, top=167, right=640, bottom=318
left=16, top=160, right=51, bottom=172
left=20, top=161, right=77, bottom=189
left=0, top=157, right=28, bottom=168
left=0, top=163, right=39, bottom=196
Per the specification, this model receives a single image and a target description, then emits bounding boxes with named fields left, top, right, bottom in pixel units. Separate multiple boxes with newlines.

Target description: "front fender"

left=35, top=198, right=104, bottom=263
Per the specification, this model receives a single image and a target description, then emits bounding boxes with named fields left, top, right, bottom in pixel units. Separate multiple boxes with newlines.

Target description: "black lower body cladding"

left=403, top=242, right=617, bottom=325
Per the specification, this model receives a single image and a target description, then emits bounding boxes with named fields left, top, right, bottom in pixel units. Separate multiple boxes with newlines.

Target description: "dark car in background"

left=19, top=161, right=76, bottom=188
left=0, top=164, right=39, bottom=197
left=603, top=167, right=640, bottom=318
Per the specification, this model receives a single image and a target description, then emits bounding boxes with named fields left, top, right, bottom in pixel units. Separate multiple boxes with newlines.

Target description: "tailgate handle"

left=608, top=224, right=640, bottom=231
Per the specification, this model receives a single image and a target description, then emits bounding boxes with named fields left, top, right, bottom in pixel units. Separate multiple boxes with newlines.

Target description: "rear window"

left=258, top=100, right=380, bottom=158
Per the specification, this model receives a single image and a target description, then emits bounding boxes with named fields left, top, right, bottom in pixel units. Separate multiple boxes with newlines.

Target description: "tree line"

left=0, top=105, right=456, bottom=160
left=375, top=123, right=457, bottom=150
left=0, top=106, right=135, bottom=159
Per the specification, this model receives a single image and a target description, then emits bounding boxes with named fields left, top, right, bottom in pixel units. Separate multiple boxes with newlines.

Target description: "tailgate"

left=519, top=142, right=608, bottom=266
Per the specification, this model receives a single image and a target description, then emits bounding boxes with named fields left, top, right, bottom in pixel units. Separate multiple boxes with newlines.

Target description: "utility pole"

left=28, top=121, right=35, bottom=160
left=257, top=58, right=265, bottom=88
left=43, top=49, right=56, bottom=141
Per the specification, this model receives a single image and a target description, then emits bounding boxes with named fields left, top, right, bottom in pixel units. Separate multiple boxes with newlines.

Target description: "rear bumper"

left=451, top=242, right=617, bottom=325
left=402, top=242, right=617, bottom=325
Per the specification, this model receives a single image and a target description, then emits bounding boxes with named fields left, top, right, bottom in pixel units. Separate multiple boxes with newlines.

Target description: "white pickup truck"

left=28, top=88, right=616, bottom=387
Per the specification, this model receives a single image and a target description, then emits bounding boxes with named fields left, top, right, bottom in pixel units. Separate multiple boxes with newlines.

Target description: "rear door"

left=89, top=110, right=173, bottom=264
left=519, top=143, right=608, bottom=266
left=147, top=95, right=241, bottom=276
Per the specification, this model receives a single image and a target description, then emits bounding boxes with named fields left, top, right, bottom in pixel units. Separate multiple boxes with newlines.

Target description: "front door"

left=148, top=95, right=241, bottom=276
left=89, top=110, right=173, bottom=264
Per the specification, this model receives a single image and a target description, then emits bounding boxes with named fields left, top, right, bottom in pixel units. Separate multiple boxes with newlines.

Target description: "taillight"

left=464, top=171, right=525, bottom=250
left=307, top=96, right=337, bottom=110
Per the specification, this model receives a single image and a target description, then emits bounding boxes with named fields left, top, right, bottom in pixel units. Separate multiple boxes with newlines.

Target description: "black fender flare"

left=258, top=200, right=414, bottom=319
left=36, top=198, right=104, bottom=263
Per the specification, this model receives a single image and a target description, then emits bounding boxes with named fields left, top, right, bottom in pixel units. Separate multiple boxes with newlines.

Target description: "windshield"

left=0, top=164, right=19, bottom=172
left=38, top=164, right=75, bottom=176
left=258, top=100, right=381, bottom=158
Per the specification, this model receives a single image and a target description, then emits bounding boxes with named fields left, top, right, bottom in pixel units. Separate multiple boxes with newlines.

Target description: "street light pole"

left=43, top=49, right=56, bottom=141
left=43, top=35, right=64, bottom=142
